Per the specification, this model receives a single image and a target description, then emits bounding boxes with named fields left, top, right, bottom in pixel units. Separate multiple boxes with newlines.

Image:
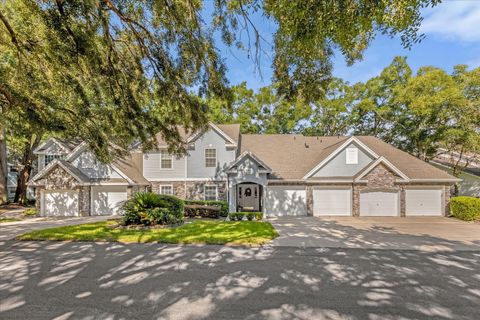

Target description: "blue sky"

left=211, top=0, right=480, bottom=90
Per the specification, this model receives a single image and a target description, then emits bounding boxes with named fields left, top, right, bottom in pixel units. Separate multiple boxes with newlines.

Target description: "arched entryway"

left=236, top=182, right=262, bottom=212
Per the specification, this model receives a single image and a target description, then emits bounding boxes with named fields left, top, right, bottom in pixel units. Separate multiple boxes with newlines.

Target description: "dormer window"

left=346, top=147, right=358, bottom=164
left=45, top=154, right=64, bottom=166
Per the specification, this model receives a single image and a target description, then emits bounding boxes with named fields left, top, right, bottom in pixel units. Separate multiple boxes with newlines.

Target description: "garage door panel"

left=92, top=186, right=127, bottom=215
left=406, top=189, right=442, bottom=216
left=43, top=191, right=79, bottom=216
left=360, top=191, right=399, bottom=216
left=313, top=188, right=351, bottom=216
left=265, top=186, right=307, bottom=217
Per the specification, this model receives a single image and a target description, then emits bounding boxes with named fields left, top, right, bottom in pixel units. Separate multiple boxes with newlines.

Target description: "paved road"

left=1, top=241, right=479, bottom=320
left=0, top=216, right=117, bottom=241
left=270, top=216, right=480, bottom=251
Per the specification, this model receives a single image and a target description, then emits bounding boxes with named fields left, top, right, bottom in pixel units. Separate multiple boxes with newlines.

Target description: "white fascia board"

left=30, top=158, right=61, bottom=182
left=148, top=178, right=227, bottom=182
left=31, top=159, right=87, bottom=184
left=33, top=137, right=70, bottom=154
left=186, top=123, right=237, bottom=146
left=302, top=136, right=379, bottom=179
left=407, top=178, right=462, bottom=183
left=227, top=151, right=272, bottom=172
left=266, top=179, right=354, bottom=184
left=90, top=182, right=129, bottom=186
left=65, top=142, right=88, bottom=161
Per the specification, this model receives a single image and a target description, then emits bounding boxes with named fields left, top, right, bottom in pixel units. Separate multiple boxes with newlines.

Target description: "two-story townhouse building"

left=30, top=123, right=460, bottom=217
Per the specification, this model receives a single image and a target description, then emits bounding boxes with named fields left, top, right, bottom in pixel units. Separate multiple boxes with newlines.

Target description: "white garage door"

left=91, top=186, right=128, bottom=215
left=406, top=189, right=443, bottom=216
left=313, top=188, right=351, bottom=216
left=43, top=190, right=79, bottom=216
left=265, top=186, right=307, bottom=216
left=360, top=191, right=399, bottom=216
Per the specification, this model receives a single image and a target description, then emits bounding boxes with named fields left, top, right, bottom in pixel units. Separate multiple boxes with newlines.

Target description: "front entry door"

left=237, top=184, right=260, bottom=211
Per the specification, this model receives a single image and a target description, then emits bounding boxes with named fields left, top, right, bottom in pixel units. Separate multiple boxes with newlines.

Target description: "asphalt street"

left=1, top=240, right=479, bottom=320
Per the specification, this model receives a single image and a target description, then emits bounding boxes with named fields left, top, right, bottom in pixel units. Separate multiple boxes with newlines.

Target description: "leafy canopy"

left=0, top=0, right=440, bottom=158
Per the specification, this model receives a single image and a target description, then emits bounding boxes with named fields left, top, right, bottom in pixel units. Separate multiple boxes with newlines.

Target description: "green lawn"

left=0, top=217, right=20, bottom=223
left=17, top=220, right=279, bottom=245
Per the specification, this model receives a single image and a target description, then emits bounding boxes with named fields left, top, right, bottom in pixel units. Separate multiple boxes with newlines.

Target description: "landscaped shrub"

left=23, top=208, right=38, bottom=216
left=228, top=212, right=263, bottom=221
left=184, top=200, right=228, bottom=217
left=450, top=196, right=480, bottom=221
left=254, top=212, right=263, bottom=221
left=229, top=212, right=244, bottom=221
left=122, top=192, right=184, bottom=226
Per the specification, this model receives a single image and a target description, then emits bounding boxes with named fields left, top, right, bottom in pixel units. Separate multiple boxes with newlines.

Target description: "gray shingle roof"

left=240, top=134, right=457, bottom=181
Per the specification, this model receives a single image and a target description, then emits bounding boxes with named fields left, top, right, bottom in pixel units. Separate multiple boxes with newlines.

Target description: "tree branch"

left=0, top=9, right=21, bottom=51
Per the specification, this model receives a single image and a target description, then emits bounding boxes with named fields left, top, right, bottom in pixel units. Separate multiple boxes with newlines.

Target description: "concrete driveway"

left=269, top=217, right=480, bottom=251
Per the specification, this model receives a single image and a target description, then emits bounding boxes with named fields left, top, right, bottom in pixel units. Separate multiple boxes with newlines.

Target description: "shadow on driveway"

left=269, top=217, right=480, bottom=251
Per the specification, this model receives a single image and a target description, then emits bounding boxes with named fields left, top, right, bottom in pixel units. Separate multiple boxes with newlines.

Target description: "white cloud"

left=421, top=1, right=480, bottom=42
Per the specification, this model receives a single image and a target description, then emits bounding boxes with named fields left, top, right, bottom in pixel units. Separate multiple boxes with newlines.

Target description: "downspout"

left=184, top=155, right=187, bottom=199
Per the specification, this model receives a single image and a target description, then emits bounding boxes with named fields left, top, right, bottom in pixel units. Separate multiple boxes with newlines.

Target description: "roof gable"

left=303, top=137, right=379, bottom=179
left=310, top=141, right=375, bottom=178
left=355, top=157, right=409, bottom=182
left=187, top=122, right=237, bottom=146
left=34, top=138, right=71, bottom=155
left=31, top=159, right=90, bottom=184
left=227, top=151, right=272, bottom=173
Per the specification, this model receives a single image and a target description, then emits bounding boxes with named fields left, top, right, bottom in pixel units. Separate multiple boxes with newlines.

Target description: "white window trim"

left=345, top=147, right=359, bottom=165
left=159, top=184, right=174, bottom=196
left=205, top=148, right=217, bottom=168
left=160, top=150, right=173, bottom=170
left=204, top=185, right=218, bottom=201
left=44, top=154, right=64, bottom=167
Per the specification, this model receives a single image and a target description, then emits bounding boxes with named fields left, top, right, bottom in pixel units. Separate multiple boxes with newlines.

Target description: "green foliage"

left=261, top=0, right=437, bottom=102
left=0, top=0, right=231, bottom=160
left=229, top=212, right=245, bottom=221
left=229, top=212, right=263, bottom=221
left=23, top=208, right=37, bottom=216
left=0, top=217, right=20, bottom=223
left=18, top=220, right=279, bottom=245
left=122, top=192, right=184, bottom=226
left=184, top=200, right=229, bottom=218
left=145, top=208, right=181, bottom=226
left=450, top=197, right=480, bottom=221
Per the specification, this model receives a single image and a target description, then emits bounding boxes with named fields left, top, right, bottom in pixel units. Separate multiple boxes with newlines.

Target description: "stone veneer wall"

left=444, top=185, right=451, bottom=216
left=352, top=163, right=403, bottom=217
left=151, top=181, right=227, bottom=201
left=35, top=165, right=90, bottom=216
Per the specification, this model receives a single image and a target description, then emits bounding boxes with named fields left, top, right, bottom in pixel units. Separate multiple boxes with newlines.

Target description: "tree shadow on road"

left=1, top=237, right=479, bottom=320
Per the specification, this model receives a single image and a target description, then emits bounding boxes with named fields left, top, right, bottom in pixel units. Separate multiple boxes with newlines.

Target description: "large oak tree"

left=0, top=0, right=439, bottom=203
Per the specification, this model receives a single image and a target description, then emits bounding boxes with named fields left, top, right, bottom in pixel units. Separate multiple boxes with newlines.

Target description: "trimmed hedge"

left=229, top=212, right=263, bottom=221
left=122, top=192, right=184, bottom=226
left=450, top=196, right=480, bottom=221
left=184, top=200, right=228, bottom=218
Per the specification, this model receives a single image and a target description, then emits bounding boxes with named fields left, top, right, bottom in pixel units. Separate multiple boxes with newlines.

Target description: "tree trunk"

left=14, top=135, right=41, bottom=205
left=0, top=127, right=7, bottom=205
